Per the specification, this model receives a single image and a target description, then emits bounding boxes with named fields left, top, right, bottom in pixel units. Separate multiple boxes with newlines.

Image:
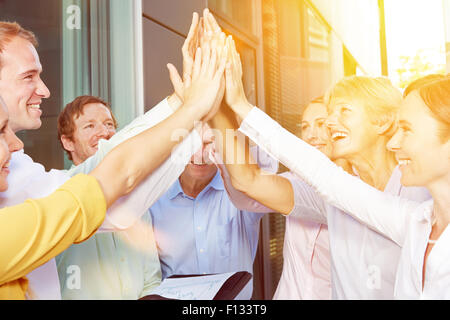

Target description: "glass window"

left=209, top=0, right=256, bottom=36
left=306, top=7, right=330, bottom=63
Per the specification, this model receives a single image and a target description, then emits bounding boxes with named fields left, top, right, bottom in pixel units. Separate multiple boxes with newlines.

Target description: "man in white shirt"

left=55, top=95, right=161, bottom=300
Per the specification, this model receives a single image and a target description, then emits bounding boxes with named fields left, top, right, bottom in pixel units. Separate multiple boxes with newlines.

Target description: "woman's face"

left=387, top=92, right=450, bottom=187
left=326, top=98, right=380, bottom=160
left=0, top=102, right=24, bottom=191
left=301, top=103, right=333, bottom=158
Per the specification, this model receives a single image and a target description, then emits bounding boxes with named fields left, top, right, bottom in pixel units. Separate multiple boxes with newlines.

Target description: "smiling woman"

left=323, top=76, right=402, bottom=190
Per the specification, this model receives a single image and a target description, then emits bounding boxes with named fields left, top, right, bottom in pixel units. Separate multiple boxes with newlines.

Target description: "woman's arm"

left=0, top=175, right=106, bottom=285
left=209, top=105, right=294, bottom=215
left=222, top=35, right=416, bottom=246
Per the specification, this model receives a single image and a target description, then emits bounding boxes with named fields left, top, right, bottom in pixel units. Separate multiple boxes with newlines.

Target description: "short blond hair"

left=326, top=76, right=402, bottom=135
left=0, top=21, right=38, bottom=71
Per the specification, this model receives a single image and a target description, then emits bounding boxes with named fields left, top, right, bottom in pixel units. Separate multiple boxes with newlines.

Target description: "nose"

left=325, top=112, right=338, bottom=130
left=6, top=127, right=24, bottom=153
left=35, top=76, right=51, bottom=99
left=302, top=127, right=316, bottom=144
left=387, top=129, right=401, bottom=152
left=96, top=124, right=111, bottom=139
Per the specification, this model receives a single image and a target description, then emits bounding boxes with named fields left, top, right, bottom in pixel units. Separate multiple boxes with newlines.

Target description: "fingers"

left=204, top=8, right=222, bottom=35
left=182, top=12, right=199, bottom=83
left=167, top=63, right=184, bottom=97
left=200, top=42, right=212, bottom=77
left=192, top=47, right=202, bottom=80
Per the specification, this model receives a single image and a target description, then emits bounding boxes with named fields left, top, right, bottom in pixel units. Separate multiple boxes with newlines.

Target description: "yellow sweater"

left=0, top=174, right=106, bottom=300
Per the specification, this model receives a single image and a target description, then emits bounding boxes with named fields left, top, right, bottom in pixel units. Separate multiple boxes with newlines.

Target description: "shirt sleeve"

left=0, top=174, right=106, bottom=285
left=67, top=98, right=202, bottom=231
left=239, top=107, right=420, bottom=246
left=279, top=171, right=328, bottom=225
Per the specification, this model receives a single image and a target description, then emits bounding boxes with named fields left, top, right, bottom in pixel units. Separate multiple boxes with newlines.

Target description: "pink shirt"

left=214, top=154, right=331, bottom=300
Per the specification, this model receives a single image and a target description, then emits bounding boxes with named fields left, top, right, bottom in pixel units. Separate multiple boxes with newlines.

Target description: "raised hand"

left=179, top=38, right=228, bottom=122
left=167, top=12, right=200, bottom=101
left=224, top=36, right=253, bottom=119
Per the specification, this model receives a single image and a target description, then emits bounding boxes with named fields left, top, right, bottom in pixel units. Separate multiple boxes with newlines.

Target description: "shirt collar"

left=167, top=169, right=224, bottom=200
left=413, top=199, right=435, bottom=223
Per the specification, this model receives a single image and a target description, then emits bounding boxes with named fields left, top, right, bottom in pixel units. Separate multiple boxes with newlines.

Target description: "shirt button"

left=197, top=226, right=202, bottom=231
left=121, top=258, right=125, bottom=262
left=199, top=248, right=204, bottom=253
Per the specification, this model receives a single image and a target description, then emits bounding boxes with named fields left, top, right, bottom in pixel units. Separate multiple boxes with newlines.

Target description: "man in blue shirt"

left=148, top=125, right=277, bottom=299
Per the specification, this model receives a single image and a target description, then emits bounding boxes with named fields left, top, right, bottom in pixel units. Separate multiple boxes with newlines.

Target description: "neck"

left=427, top=177, right=450, bottom=234
left=179, top=169, right=217, bottom=198
left=346, top=138, right=397, bottom=191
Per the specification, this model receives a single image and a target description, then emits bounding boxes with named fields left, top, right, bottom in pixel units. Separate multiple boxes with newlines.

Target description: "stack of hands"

left=166, top=9, right=254, bottom=129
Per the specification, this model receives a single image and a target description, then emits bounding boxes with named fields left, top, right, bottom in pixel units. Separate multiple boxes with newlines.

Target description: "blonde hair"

left=0, top=21, right=38, bottom=71
left=325, top=76, right=402, bottom=136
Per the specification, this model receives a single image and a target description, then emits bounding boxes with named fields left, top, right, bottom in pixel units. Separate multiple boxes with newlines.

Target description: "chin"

left=0, top=182, right=8, bottom=192
left=28, top=119, right=42, bottom=130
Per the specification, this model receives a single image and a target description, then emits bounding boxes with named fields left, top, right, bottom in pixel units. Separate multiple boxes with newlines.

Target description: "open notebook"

left=144, top=271, right=252, bottom=300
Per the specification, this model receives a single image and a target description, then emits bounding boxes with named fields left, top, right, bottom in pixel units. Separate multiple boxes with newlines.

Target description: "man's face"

left=182, top=124, right=218, bottom=182
left=62, top=103, right=116, bottom=165
left=0, top=37, right=50, bottom=132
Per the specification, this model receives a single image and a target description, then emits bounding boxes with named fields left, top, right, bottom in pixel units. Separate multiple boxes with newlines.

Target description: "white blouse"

left=240, top=107, right=448, bottom=299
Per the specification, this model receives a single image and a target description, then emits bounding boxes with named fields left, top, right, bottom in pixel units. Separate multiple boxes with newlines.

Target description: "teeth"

left=28, top=104, right=40, bottom=109
left=332, top=132, right=347, bottom=140
left=398, top=160, right=411, bottom=166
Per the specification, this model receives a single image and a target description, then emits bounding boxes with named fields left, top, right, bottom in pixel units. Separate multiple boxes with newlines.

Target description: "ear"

left=60, top=135, right=75, bottom=153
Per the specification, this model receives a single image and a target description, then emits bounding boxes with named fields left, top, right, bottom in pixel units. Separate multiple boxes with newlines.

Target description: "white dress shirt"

left=0, top=98, right=201, bottom=299
left=240, top=107, right=434, bottom=299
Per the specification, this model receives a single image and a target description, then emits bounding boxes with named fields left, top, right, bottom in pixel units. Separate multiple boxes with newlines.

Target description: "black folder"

left=142, top=271, right=252, bottom=300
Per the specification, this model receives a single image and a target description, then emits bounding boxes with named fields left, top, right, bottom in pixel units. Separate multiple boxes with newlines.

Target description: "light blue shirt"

left=149, top=170, right=265, bottom=299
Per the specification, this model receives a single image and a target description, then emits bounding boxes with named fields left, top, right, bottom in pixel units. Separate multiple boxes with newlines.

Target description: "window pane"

left=209, top=0, right=256, bottom=35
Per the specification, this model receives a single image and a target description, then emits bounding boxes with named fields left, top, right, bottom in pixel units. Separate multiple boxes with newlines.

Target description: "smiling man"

left=55, top=95, right=161, bottom=300
left=57, top=96, right=117, bottom=166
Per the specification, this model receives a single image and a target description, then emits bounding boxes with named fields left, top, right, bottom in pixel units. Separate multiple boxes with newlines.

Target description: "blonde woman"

left=225, top=45, right=450, bottom=299
left=213, top=37, right=431, bottom=299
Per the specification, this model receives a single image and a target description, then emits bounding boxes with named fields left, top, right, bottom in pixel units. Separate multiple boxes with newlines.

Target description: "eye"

left=84, top=124, right=94, bottom=129
left=341, top=106, right=351, bottom=114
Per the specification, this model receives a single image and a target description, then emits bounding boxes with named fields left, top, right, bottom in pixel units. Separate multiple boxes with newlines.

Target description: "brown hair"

left=0, top=21, right=38, bottom=71
left=57, top=95, right=118, bottom=160
left=417, top=77, right=450, bottom=142
left=403, top=74, right=446, bottom=98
